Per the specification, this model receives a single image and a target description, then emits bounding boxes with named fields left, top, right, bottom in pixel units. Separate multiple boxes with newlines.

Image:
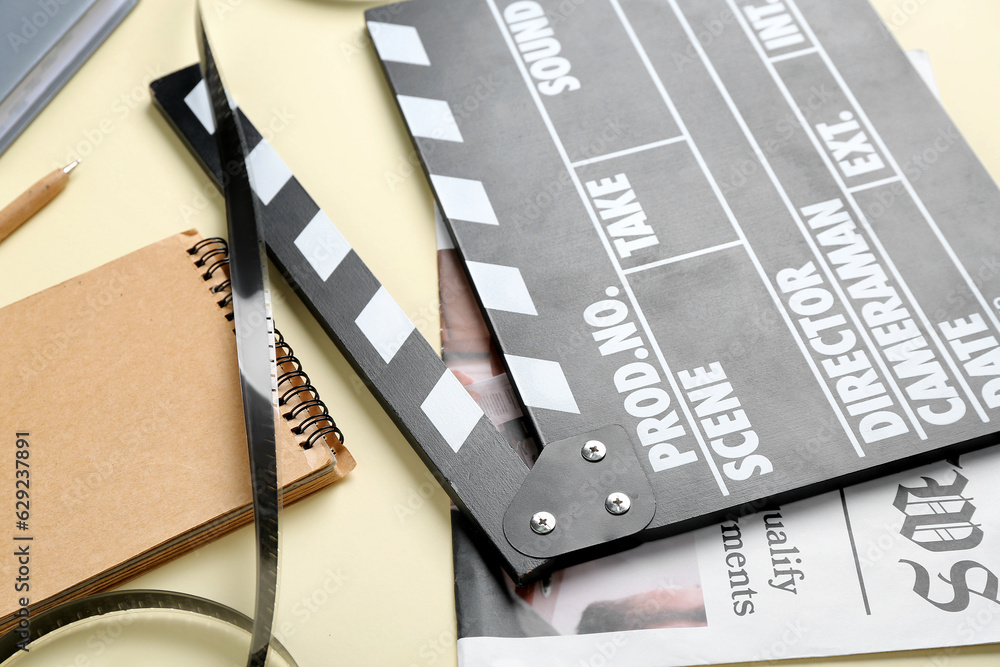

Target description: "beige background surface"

left=0, top=0, right=997, bottom=665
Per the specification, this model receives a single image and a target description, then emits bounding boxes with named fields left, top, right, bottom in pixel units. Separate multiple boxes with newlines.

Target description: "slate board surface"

left=367, top=0, right=1000, bottom=531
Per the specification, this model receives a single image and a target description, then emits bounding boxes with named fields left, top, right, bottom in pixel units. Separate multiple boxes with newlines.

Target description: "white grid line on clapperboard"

left=666, top=0, right=927, bottom=444
left=730, top=0, right=990, bottom=424
left=487, top=0, right=735, bottom=496
left=569, top=135, right=687, bottom=168
left=623, top=240, right=745, bottom=275
left=783, top=0, right=1000, bottom=343
left=846, top=175, right=902, bottom=193
left=768, top=46, right=818, bottom=63
left=608, top=0, right=867, bottom=457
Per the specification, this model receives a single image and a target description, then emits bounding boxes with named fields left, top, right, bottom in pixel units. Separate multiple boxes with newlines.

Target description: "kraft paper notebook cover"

left=0, top=230, right=355, bottom=633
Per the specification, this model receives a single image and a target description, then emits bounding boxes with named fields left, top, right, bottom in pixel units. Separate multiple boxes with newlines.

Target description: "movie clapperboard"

left=152, top=0, right=1000, bottom=584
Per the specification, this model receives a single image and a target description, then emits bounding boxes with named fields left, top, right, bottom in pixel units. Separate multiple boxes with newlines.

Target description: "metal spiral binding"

left=275, top=329, right=344, bottom=449
left=190, top=237, right=235, bottom=319
left=189, top=237, right=343, bottom=450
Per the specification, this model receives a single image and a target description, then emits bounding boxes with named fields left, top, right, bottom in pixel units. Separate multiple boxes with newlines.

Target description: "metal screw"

left=530, top=511, right=556, bottom=534
left=605, top=492, right=631, bottom=515
left=582, top=440, right=606, bottom=462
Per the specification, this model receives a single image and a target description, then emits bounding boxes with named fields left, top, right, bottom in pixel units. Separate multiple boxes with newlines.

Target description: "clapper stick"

left=151, top=66, right=656, bottom=584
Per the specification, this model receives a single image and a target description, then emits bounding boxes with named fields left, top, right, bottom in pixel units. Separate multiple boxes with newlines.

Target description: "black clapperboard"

left=152, top=0, right=1000, bottom=585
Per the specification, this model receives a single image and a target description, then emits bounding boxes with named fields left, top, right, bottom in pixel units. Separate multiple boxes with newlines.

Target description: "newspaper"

left=437, top=52, right=1000, bottom=666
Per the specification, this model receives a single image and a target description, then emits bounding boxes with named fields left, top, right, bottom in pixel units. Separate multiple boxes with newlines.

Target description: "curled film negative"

left=0, top=591, right=296, bottom=666
left=196, top=8, right=282, bottom=665
left=0, top=10, right=288, bottom=666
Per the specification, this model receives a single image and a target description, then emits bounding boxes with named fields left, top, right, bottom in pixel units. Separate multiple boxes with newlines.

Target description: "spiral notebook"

left=0, top=230, right=354, bottom=633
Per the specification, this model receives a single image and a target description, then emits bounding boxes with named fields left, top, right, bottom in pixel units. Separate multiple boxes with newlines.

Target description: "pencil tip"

left=63, top=159, right=81, bottom=175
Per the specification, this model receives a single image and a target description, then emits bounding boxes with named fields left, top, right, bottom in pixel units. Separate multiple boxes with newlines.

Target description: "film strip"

left=0, top=590, right=296, bottom=664
left=196, top=16, right=281, bottom=665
